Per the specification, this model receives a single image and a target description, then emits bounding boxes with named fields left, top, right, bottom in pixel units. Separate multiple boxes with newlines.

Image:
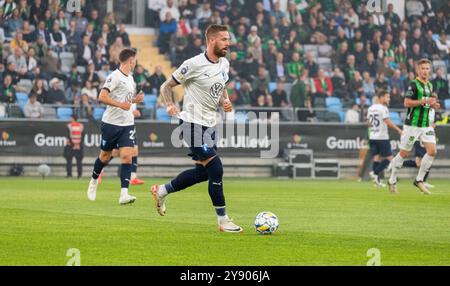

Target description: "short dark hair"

left=205, top=24, right=228, bottom=41
left=417, top=58, right=431, bottom=66
left=119, top=48, right=137, bottom=63
left=377, top=90, right=389, bottom=98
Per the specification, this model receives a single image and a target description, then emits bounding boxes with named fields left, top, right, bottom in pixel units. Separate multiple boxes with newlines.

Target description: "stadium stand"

left=0, top=0, right=449, bottom=124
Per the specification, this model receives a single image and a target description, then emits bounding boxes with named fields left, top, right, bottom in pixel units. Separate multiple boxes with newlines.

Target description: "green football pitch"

left=1, top=177, right=450, bottom=266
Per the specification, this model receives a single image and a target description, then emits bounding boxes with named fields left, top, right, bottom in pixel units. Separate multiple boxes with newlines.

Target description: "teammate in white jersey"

left=367, top=91, right=402, bottom=187
left=151, top=25, right=243, bottom=233
left=87, top=49, right=144, bottom=205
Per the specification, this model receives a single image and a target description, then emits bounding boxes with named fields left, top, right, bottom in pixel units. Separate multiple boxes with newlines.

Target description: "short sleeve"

left=172, top=59, right=195, bottom=85
left=405, top=81, right=417, bottom=99
left=102, top=73, right=119, bottom=93
left=382, top=107, right=389, bottom=119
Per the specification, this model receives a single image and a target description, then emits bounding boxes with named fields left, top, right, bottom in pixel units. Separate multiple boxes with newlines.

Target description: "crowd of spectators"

left=0, top=0, right=166, bottom=119
left=151, top=0, right=450, bottom=122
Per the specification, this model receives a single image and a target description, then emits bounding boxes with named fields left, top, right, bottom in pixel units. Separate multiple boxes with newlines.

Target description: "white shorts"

left=399, top=125, right=436, bottom=152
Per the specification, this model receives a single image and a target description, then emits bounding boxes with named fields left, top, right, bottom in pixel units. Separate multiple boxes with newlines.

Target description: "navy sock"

left=92, top=158, right=107, bottom=179
left=120, top=164, right=132, bottom=189
left=374, top=159, right=390, bottom=175
left=424, top=170, right=430, bottom=182
left=372, top=161, right=380, bottom=172
left=131, top=156, right=138, bottom=173
left=166, top=164, right=209, bottom=193
left=403, top=160, right=418, bottom=168
left=205, top=156, right=226, bottom=216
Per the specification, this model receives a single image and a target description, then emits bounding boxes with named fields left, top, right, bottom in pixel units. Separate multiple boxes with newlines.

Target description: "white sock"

left=158, top=184, right=168, bottom=197
left=131, top=172, right=137, bottom=180
left=217, top=214, right=229, bottom=223
left=417, top=154, right=434, bottom=182
left=389, top=154, right=405, bottom=184
left=121, top=188, right=128, bottom=197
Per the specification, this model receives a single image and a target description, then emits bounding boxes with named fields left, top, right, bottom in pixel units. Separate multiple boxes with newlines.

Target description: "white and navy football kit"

left=100, top=69, right=137, bottom=151
left=367, top=103, right=392, bottom=157
left=172, top=52, right=229, bottom=160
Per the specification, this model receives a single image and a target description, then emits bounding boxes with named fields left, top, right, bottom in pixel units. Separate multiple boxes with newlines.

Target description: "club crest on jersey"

left=210, top=82, right=224, bottom=99
left=181, top=66, right=189, bottom=75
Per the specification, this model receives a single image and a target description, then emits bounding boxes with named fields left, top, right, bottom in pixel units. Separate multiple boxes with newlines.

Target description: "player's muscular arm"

left=160, top=78, right=180, bottom=116
left=384, top=118, right=402, bottom=135
left=404, top=97, right=436, bottom=108
left=99, top=88, right=131, bottom=111
left=220, top=88, right=233, bottom=112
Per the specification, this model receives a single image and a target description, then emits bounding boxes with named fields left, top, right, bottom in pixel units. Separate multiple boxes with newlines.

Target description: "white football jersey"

left=101, top=69, right=136, bottom=126
left=367, top=103, right=390, bottom=140
left=172, top=53, right=230, bottom=127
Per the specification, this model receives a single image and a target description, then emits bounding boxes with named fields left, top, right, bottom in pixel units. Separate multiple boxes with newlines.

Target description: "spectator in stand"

left=270, top=79, right=288, bottom=108
left=304, top=52, right=319, bottom=78
left=362, top=71, right=376, bottom=98
left=83, top=62, right=100, bottom=89
left=374, top=72, right=390, bottom=93
left=21, top=20, right=35, bottom=43
left=390, top=69, right=405, bottom=94
left=6, top=8, right=23, bottom=36
left=117, top=23, right=131, bottom=47
left=331, top=67, right=347, bottom=99
left=432, top=68, right=449, bottom=100
left=24, top=93, right=43, bottom=118
left=134, top=64, right=151, bottom=94
left=29, top=78, right=47, bottom=103
left=81, top=79, right=97, bottom=103
left=252, top=66, right=270, bottom=92
left=32, top=35, right=48, bottom=63
left=158, top=11, right=177, bottom=54
left=66, top=20, right=82, bottom=51
left=344, top=103, right=360, bottom=124
left=99, top=23, right=116, bottom=47
left=435, top=31, right=450, bottom=60
left=92, top=49, right=108, bottom=71
left=149, top=65, right=167, bottom=95
left=0, top=74, right=16, bottom=104
left=49, top=21, right=68, bottom=53
left=77, top=35, right=94, bottom=66
left=7, top=47, right=27, bottom=79
left=348, top=70, right=364, bottom=99
left=10, top=31, right=28, bottom=51
left=44, top=77, right=66, bottom=104
left=160, top=0, right=180, bottom=22
left=236, top=80, right=253, bottom=107
left=290, top=73, right=308, bottom=121
left=314, top=69, right=333, bottom=97
left=66, top=81, right=81, bottom=105
left=287, top=51, right=304, bottom=82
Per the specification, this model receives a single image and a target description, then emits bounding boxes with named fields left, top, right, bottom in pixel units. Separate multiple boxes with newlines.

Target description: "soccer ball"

left=37, top=164, right=51, bottom=178
left=254, top=211, right=279, bottom=234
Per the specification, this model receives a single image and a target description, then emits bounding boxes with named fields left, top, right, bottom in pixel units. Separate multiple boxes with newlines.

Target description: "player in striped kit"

left=388, top=59, right=441, bottom=194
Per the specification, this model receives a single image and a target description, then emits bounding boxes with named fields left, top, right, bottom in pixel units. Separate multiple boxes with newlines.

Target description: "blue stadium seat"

left=57, top=107, right=73, bottom=120
left=16, top=92, right=28, bottom=108
left=93, top=107, right=105, bottom=120
left=389, top=112, right=402, bottom=125
left=325, top=97, right=343, bottom=113
left=156, top=107, right=171, bottom=122
left=144, top=94, right=158, bottom=109
left=236, top=81, right=241, bottom=90
left=268, top=82, right=277, bottom=93
left=355, top=97, right=371, bottom=106
left=234, top=112, right=248, bottom=123
left=445, top=99, right=450, bottom=110
left=339, top=111, right=346, bottom=122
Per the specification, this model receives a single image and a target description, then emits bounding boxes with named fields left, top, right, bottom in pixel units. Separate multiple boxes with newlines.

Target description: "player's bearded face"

left=212, top=32, right=229, bottom=58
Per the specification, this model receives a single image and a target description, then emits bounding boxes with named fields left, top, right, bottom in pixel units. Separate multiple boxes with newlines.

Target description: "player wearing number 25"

left=86, top=48, right=145, bottom=205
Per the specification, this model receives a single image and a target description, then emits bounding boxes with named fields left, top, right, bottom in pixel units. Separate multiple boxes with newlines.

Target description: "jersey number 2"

left=129, top=129, right=136, bottom=140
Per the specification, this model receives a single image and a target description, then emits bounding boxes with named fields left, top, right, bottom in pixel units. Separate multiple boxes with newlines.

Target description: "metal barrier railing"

left=0, top=102, right=440, bottom=124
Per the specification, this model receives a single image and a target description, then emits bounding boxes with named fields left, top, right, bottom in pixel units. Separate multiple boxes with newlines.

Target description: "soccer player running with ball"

left=151, top=24, right=243, bottom=233
left=87, top=48, right=144, bottom=204
left=367, top=90, right=403, bottom=187
left=388, top=58, right=440, bottom=194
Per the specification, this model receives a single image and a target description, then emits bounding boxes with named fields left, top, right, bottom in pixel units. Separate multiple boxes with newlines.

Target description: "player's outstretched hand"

left=166, top=104, right=180, bottom=116
left=135, top=91, right=145, bottom=104
left=120, top=102, right=132, bottom=111
left=223, top=99, right=233, bottom=112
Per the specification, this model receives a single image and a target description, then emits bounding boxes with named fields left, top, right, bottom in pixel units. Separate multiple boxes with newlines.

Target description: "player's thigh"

left=369, top=140, right=381, bottom=159
left=420, top=127, right=437, bottom=156
left=101, top=123, right=122, bottom=152
left=111, top=148, right=120, bottom=158
left=399, top=126, right=418, bottom=153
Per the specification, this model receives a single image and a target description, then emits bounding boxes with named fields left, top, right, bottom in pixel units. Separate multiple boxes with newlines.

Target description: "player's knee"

left=205, top=156, right=223, bottom=179
left=99, top=151, right=111, bottom=163
left=428, top=149, right=437, bottom=157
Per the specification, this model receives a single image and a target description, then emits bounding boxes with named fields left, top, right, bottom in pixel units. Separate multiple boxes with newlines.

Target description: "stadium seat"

left=57, top=107, right=73, bottom=120
left=445, top=99, right=450, bottom=110
left=93, top=107, right=105, bottom=120
left=144, top=94, right=158, bottom=109
left=389, top=112, right=402, bottom=125
left=42, top=106, right=57, bottom=119
left=236, top=81, right=241, bottom=90
left=235, top=112, right=248, bottom=123
left=318, top=45, right=333, bottom=57
left=156, top=107, right=171, bottom=122
left=339, top=111, right=346, bottom=122
left=324, top=111, right=341, bottom=122
left=268, top=82, right=277, bottom=93
left=16, top=92, right=29, bottom=106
